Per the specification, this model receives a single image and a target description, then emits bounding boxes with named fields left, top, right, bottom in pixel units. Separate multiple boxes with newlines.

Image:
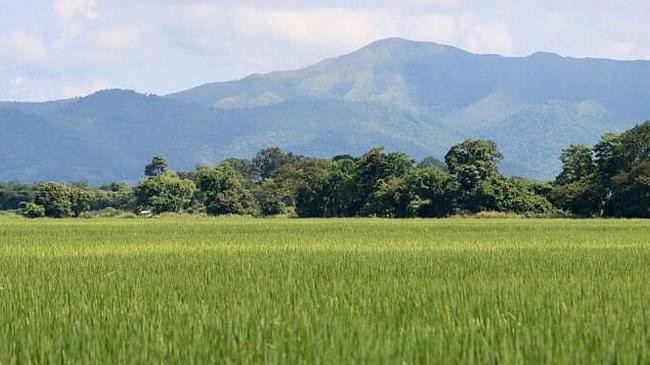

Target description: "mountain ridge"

left=2, top=37, right=650, bottom=182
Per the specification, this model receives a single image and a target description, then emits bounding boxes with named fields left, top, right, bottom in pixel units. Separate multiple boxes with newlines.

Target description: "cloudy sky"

left=1, top=0, right=649, bottom=101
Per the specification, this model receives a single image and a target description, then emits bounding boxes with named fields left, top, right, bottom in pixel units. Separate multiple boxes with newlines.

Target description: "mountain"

left=2, top=37, right=650, bottom=182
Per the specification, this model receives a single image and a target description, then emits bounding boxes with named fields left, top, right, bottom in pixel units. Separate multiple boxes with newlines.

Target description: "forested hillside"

left=2, top=38, right=650, bottom=182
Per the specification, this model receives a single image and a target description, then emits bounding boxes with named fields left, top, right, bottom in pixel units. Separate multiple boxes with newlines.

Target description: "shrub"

left=20, top=203, right=45, bottom=218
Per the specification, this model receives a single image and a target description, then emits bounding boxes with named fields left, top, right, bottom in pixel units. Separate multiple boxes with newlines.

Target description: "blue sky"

left=1, top=0, right=649, bottom=101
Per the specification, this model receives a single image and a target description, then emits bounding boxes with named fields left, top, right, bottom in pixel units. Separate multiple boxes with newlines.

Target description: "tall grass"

left=1, top=217, right=649, bottom=363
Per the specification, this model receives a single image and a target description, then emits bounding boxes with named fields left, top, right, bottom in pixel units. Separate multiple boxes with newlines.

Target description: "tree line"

left=2, top=121, right=648, bottom=219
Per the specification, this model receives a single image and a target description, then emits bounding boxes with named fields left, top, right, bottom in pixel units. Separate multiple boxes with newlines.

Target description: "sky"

left=1, top=0, right=650, bottom=101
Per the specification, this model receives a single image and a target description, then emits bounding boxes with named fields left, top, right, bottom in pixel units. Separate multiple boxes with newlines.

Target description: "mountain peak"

left=86, top=89, right=143, bottom=98
left=528, top=51, right=562, bottom=59
left=365, top=37, right=428, bottom=47
left=358, top=37, right=469, bottom=55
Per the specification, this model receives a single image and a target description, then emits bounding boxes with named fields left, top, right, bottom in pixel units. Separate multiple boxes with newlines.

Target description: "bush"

left=473, top=211, right=522, bottom=219
left=78, top=207, right=137, bottom=218
left=20, top=203, right=45, bottom=218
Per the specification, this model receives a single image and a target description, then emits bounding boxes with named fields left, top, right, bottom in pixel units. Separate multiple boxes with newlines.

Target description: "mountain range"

left=2, top=37, right=650, bottom=183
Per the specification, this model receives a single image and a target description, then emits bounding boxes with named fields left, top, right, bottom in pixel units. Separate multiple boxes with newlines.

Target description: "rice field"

left=1, top=216, right=650, bottom=364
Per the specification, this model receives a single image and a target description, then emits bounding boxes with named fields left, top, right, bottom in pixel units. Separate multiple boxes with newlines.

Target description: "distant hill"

left=2, top=37, right=650, bottom=182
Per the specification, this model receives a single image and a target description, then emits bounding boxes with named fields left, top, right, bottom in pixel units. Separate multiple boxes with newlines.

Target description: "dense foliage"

left=2, top=121, right=648, bottom=218
left=551, top=121, right=650, bottom=217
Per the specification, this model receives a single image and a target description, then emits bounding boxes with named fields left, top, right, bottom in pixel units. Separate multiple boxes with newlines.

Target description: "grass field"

left=1, top=216, right=650, bottom=363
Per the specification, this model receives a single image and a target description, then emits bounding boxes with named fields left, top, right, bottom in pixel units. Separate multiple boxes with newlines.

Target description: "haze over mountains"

left=2, top=37, right=650, bottom=183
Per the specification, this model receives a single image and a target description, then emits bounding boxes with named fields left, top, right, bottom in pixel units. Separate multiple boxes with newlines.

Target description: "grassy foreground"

left=1, top=217, right=650, bottom=364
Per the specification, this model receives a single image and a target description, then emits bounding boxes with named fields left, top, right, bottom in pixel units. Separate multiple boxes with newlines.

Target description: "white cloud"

left=54, top=0, right=98, bottom=21
left=95, top=26, right=141, bottom=49
left=401, top=14, right=457, bottom=42
left=2, top=32, right=47, bottom=60
left=461, top=17, right=514, bottom=54
left=179, top=4, right=385, bottom=46
left=176, top=3, right=513, bottom=53
left=252, top=8, right=384, bottom=45
left=395, top=12, right=513, bottom=54
left=607, top=41, right=650, bottom=60
left=60, top=79, right=112, bottom=98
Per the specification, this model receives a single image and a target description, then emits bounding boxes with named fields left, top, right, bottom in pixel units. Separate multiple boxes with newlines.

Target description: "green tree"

left=550, top=179, right=600, bottom=216
left=222, top=158, right=259, bottom=185
left=253, top=148, right=301, bottom=179
left=556, top=145, right=595, bottom=185
left=273, top=159, right=332, bottom=216
left=144, top=156, right=169, bottom=177
left=444, top=139, right=503, bottom=213
left=591, top=133, right=624, bottom=215
left=0, top=182, right=34, bottom=210
left=607, top=121, right=650, bottom=217
left=362, top=176, right=409, bottom=217
left=357, top=147, right=414, bottom=215
left=255, top=178, right=285, bottom=216
left=609, top=162, right=650, bottom=217
left=70, top=186, right=95, bottom=217
left=320, top=157, right=361, bottom=216
left=552, top=145, right=599, bottom=216
left=483, top=177, right=554, bottom=214
left=197, top=163, right=255, bottom=215
left=94, top=182, right=136, bottom=211
left=401, top=167, right=452, bottom=217
left=20, top=203, right=45, bottom=218
left=445, top=139, right=502, bottom=181
left=35, top=182, right=72, bottom=218
left=417, top=156, right=448, bottom=171
left=135, top=172, right=195, bottom=214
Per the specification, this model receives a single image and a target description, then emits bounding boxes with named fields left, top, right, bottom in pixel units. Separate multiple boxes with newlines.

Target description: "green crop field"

left=1, top=216, right=650, bottom=364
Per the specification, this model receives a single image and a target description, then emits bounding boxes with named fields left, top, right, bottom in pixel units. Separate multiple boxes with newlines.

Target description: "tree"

left=401, top=167, right=452, bottom=217
left=362, top=176, right=409, bottom=217
left=70, top=186, right=94, bottom=217
left=356, top=147, right=414, bottom=214
left=255, top=178, right=285, bottom=216
left=551, top=144, right=599, bottom=216
left=606, top=121, right=650, bottom=217
left=0, top=182, right=34, bottom=210
left=619, top=121, right=650, bottom=168
left=144, top=156, right=169, bottom=177
left=444, top=139, right=503, bottom=213
left=197, top=163, right=255, bottom=215
left=417, top=156, right=448, bottom=171
left=273, top=158, right=332, bottom=215
left=610, top=161, right=650, bottom=217
left=94, top=182, right=136, bottom=211
left=135, top=172, right=195, bottom=214
left=556, top=145, right=595, bottom=185
left=593, top=133, right=624, bottom=181
left=482, top=177, right=554, bottom=214
left=550, top=179, right=600, bottom=216
left=320, top=157, right=361, bottom=216
left=591, top=133, right=624, bottom=215
left=445, top=139, right=502, bottom=179
left=550, top=122, right=650, bottom=217
left=222, top=158, right=259, bottom=185
left=35, top=182, right=72, bottom=218
left=253, top=148, right=301, bottom=179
